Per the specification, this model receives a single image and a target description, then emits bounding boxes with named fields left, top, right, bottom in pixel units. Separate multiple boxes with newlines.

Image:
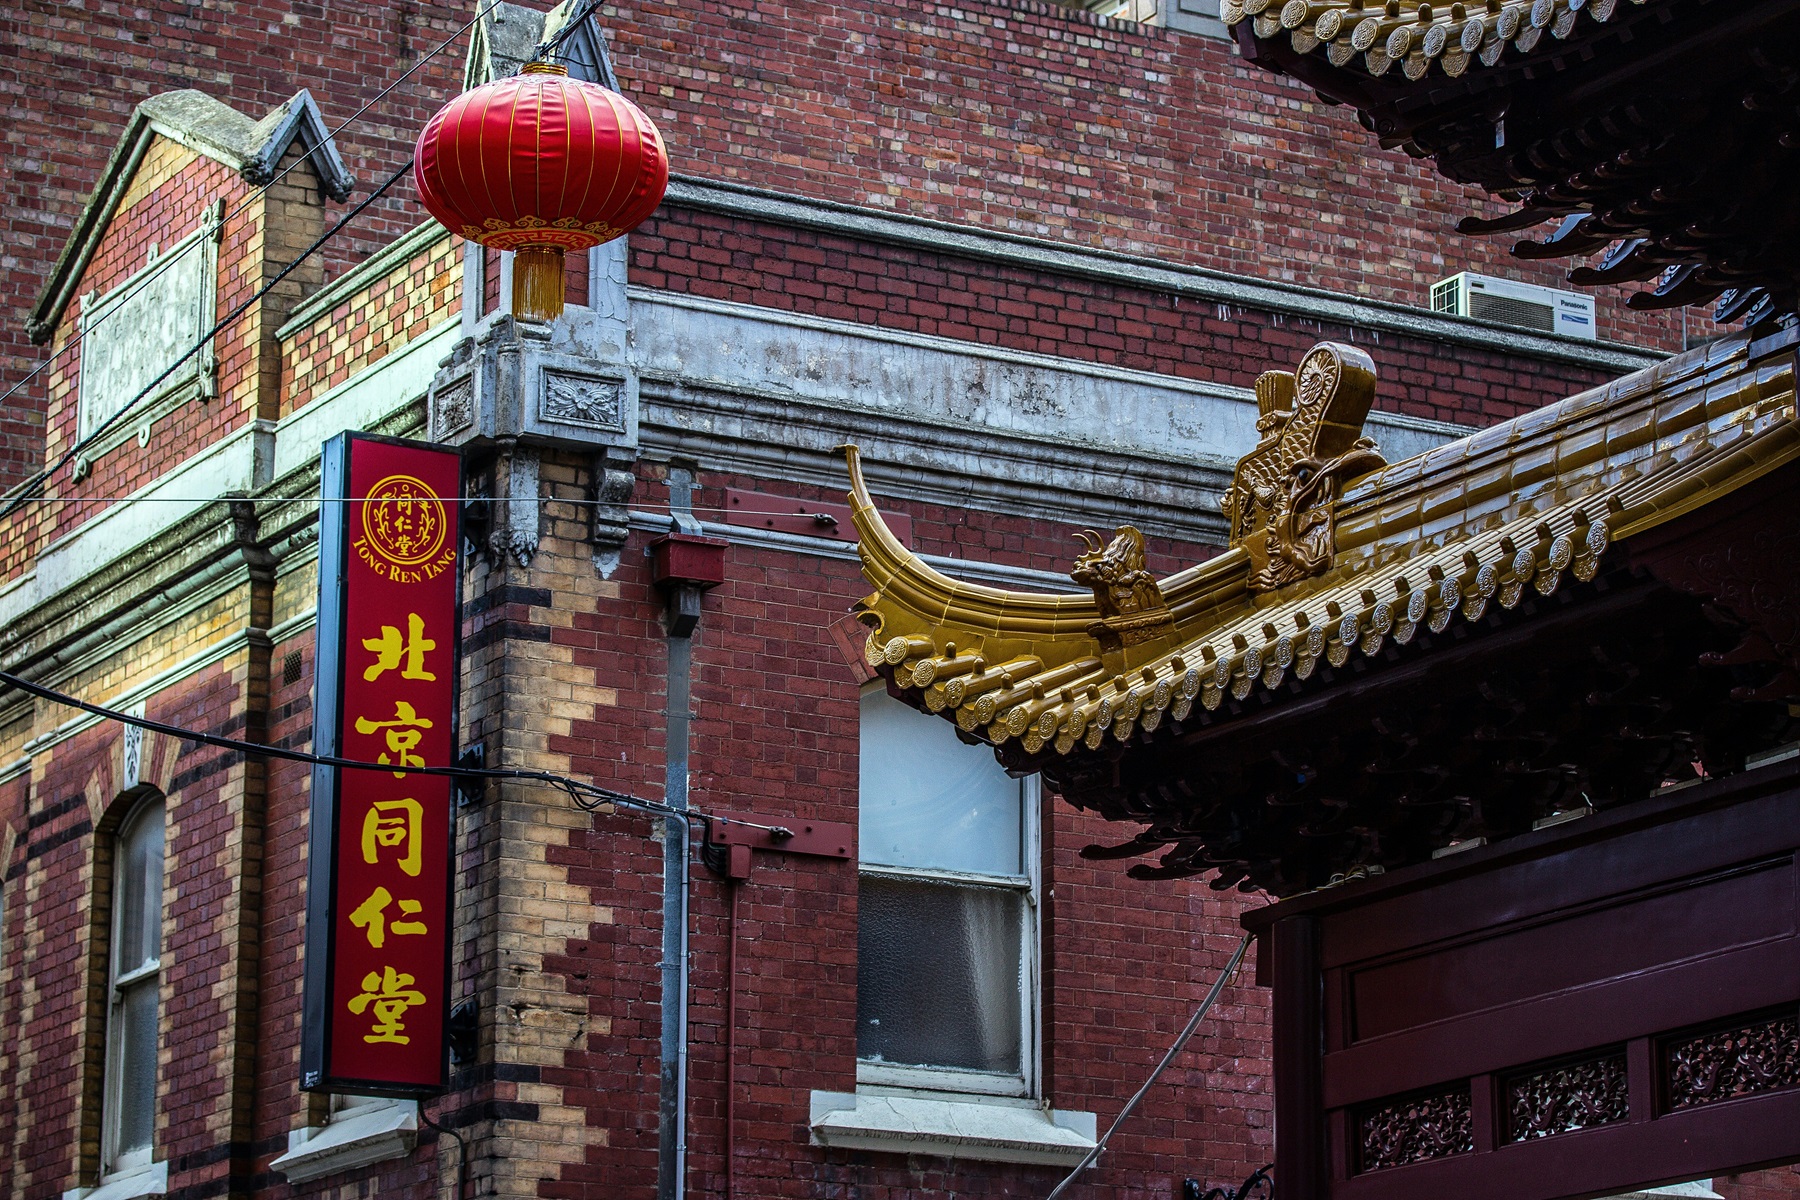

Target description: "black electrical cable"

left=0, top=666, right=798, bottom=838
left=1043, top=931, right=1256, bottom=1200
left=420, top=1106, right=469, bottom=1200
left=531, top=0, right=605, bottom=59
left=0, top=159, right=414, bottom=523
left=0, top=665, right=660, bottom=814
left=1, top=0, right=628, bottom=519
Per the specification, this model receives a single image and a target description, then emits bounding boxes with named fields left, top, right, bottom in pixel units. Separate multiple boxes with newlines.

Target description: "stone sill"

left=270, top=1101, right=418, bottom=1183
left=810, top=1090, right=1097, bottom=1166
left=62, top=1161, right=167, bottom=1200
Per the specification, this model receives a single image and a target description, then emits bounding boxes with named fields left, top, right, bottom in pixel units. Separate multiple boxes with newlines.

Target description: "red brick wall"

left=5, top=459, right=1799, bottom=1200
left=0, top=141, right=335, bottom=585
left=40, top=158, right=252, bottom=511
left=632, top=207, right=1622, bottom=427
left=0, top=662, right=254, bottom=1197
left=3, top=0, right=1702, bottom=495
left=0, top=1, right=465, bottom=493
left=0, top=150, right=257, bottom=581
left=1724, top=1169, right=1800, bottom=1200
left=605, top=0, right=1693, bottom=347
left=534, top=462, right=1272, bottom=1199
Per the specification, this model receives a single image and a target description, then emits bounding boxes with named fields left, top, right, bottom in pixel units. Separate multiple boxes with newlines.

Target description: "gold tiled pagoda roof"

left=847, top=328, right=1799, bottom=761
left=1226, top=0, right=1647, bottom=81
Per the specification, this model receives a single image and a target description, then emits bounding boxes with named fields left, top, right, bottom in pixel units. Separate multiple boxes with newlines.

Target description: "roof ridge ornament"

left=1220, top=341, right=1387, bottom=593
left=1070, top=526, right=1177, bottom=650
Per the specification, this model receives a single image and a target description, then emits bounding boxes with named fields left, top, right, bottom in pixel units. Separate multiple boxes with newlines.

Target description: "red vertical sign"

left=303, top=433, right=461, bottom=1095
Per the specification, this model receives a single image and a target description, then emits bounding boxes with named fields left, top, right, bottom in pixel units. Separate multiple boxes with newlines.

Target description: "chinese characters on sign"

left=303, top=434, right=461, bottom=1096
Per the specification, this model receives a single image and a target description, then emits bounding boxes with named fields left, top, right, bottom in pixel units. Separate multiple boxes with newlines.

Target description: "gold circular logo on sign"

left=361, top=474, right=448, bottom=568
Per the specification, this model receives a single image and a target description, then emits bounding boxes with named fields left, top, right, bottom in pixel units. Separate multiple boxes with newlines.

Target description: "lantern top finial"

left=521, top=60, right=568, bottom=76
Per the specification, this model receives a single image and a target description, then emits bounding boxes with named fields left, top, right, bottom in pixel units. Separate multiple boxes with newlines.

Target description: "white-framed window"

left=103, top=797, right=164, bottom=1178
left=856, top=688, right=1039, bottom=1098
left=1162, top=0, right=1231, bottom=37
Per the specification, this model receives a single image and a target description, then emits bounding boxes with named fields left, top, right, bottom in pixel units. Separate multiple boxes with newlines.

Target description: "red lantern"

left=414, top=61, right=669, bottom=322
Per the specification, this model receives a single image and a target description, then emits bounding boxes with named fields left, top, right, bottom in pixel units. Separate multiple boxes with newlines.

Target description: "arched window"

left=104, top=796, right=164, bottom=1177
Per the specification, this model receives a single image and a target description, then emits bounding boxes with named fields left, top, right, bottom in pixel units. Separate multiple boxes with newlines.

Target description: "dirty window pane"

left=114, top=806, right=163, bottom=975
left=857, top=875, right=1024, bottom=1074
left=116, top=979, right=158, bottom=1155
left=109, top=799, right=164, bottom=1170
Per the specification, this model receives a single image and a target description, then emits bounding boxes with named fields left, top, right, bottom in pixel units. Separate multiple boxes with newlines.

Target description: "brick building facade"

left=0, top=2, right=1789, bottom=1200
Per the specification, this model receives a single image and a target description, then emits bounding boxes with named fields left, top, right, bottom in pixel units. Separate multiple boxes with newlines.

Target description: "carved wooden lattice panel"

left=1247, top=759, right=1800, bottom=1200
left=1503, top=1051, right=1630, bottom=1142
left=1666, top=1010, right=1800, bottom=1111
left=1356, top=1085, right=1474, bottom=1172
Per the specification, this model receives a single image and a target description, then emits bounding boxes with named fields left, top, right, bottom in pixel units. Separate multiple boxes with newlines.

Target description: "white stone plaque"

left=77, top=203, right=220, bottom=448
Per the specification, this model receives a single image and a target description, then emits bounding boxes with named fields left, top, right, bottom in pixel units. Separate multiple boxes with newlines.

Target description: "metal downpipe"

left=658, top=466, right=702, bottom=1200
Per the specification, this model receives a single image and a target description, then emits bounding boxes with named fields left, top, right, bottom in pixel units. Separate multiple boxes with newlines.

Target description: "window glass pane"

left=857, top=875, right=1023, bottom=1075
left=108, top=799, right=163, bottom=1170
left=116, top=805, right=164, bottom=974
left=859, top=691, right=1022, bottom=876
left=117, top=978, right=158, bottom=1155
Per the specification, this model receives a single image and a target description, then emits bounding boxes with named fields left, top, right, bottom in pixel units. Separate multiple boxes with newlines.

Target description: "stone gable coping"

left=27, top=89, right=353, bottom=346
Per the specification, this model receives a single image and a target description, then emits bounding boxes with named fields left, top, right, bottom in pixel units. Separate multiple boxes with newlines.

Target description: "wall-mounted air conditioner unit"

left=1431, top=272, right=1598, bottom=340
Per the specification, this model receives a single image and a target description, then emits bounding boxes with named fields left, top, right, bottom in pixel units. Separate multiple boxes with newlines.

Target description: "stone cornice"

left=661, top=174, right=1668, bottom=375
left=638, top=371, right=1240, bottom=544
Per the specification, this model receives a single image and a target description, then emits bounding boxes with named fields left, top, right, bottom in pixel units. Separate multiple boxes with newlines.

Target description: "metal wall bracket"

left=700, top=813, right=854, bottom=880
left=1183, top=1165, right=1273, bottom=1200
left=454, top=744, right=487, bottom=807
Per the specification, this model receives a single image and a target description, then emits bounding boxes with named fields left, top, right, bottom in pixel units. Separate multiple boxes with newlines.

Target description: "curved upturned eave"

left=843, top=445, right=1254, bottom=643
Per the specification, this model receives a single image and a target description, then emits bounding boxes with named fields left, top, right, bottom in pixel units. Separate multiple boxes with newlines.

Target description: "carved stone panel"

left=1356, top=1084, right=1474, bottom=1172
left=424, top=315, right=639, bottom=452
left=539, top=368, right=624, bottom=432
left=77, top=202, right=221, bottom=460
left=1505, top=1052, right=1630, bottom=1142
left=431, top=372, right=474, bottom=441
left=120, top=700, right=147, bottom=793
left=1666, top=1011, right=1800, bottom=1111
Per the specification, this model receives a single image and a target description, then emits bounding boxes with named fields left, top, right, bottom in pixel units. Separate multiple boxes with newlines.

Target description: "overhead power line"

left=0, top=0, right=509, bottom=466
left=1044, top=931, right=1256, bottom=1200
left=0, top=665, right=792, bottom=840
left=1, top=159, right=413, bottom=523
left=3, top=0, right=626, bottom=523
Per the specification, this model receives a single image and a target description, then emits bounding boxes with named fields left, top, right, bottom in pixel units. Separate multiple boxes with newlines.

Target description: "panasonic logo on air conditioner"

left=1430, top=271, right=1599, bottom=341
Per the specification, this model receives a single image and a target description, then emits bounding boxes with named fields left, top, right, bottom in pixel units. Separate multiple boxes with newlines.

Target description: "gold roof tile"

left=1228, top=0, right=1646, bottom=81
left=846, top=330, right=1798, bottom=764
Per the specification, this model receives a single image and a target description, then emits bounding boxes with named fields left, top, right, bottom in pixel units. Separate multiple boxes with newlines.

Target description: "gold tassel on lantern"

left=513, top=246, right=565, bottom=323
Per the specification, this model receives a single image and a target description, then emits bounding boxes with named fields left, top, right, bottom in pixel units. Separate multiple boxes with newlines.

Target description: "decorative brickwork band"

left=1666, top=1011, right=1800, bottom=1111
left=1355, top=1084, right=1474, bottom=1172
left=1505, top=1051, right=1630, bottom=1142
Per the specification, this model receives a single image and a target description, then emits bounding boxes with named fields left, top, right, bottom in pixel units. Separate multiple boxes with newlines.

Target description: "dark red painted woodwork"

left=1246, top=757, right=1800, bottom=1200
